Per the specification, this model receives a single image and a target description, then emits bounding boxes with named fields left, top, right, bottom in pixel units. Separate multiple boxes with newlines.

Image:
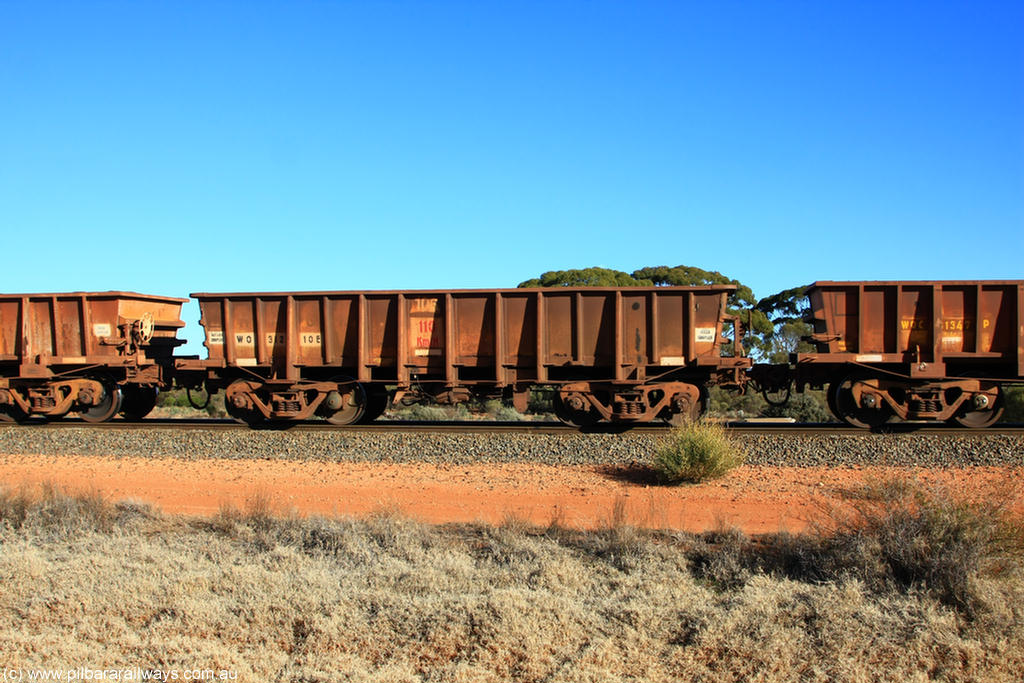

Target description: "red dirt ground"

left=0, top=454, right=1020, bottom=533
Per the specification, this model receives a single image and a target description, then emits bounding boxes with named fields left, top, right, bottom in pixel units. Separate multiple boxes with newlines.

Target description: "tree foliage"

left=632, top=266, right=756, bottom=307
left=518, top=267, right=652, bottom=288
left=755, top=285, right=814, bottom=364
left=755, top=285, right=810, bottom=325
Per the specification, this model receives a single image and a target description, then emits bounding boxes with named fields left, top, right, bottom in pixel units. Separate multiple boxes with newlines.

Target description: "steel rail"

left=2, top=418, right=1022, bottom=436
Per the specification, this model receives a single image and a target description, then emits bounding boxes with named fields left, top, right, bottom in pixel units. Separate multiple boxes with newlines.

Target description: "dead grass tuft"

left=743, top=475, right=1024, bottom=617
left=0, top=482, right=115, bottom=534
left=819, top=475, right=1024, bottom=614
left=690, top=522, right=752, bottom=591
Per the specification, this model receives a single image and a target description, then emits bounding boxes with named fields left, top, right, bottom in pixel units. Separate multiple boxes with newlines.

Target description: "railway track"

left=3, top=418, right=1022, bottom=436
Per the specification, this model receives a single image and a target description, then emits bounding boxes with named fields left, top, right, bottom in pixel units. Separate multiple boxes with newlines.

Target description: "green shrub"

left=652, top=420, right=745, bottom=484
left=1001, top=386, right=1024, bottom=423
left=707, top=386, right=833, bottom=422
left=527, top=388, right=555, bottom=414
left=706, top=386, right=766, bottom=419
left=154, top=388, right=227, bottom=418
left=761, top=389, right=833, bottom=422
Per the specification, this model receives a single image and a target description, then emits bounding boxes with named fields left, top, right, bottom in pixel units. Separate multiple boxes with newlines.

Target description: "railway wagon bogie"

left=779, top=280, right=1023, bottom=429
left=182, top=286, right=751, bottom=427
left=0, top=292, right=187, bottom=422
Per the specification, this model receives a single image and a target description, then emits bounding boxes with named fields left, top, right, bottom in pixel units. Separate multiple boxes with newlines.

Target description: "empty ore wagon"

left=771, top=280, right=1023, bottom=428
left=177, top=287, right=752, bottom=426
left=0, top=292, right=187, bottom=422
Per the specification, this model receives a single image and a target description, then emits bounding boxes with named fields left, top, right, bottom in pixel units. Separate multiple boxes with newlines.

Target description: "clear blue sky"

left=2, top=1, right=1021, bottom=354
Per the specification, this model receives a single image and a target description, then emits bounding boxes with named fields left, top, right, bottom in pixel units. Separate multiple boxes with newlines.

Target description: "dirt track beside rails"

left=1, top=453, right=1020, bottom=533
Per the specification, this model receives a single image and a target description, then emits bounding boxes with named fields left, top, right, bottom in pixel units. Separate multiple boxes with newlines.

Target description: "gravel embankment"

left=0, top=425, right=1022, bottom=467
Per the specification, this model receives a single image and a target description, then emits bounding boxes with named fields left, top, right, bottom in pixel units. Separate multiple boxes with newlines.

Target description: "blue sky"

left=2, top=1, right=1021, bottom=353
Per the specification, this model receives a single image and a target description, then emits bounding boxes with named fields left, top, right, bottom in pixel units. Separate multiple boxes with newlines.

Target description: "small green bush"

left=707, top=386, right=834, bottom=422
left=1001, top=386, right=1024, bottom=423
left=761, top=389, right=833, bottom=422
left=652, top=420, right=745, bottom=484
left=154, top=388, right=227, bottom=418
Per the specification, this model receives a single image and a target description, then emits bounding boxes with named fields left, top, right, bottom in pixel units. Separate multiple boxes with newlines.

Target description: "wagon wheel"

left=225, top=399, right=263, bottom=426
left=42, top=406, right=71, bottom=422
left=358, top=389, right=390, bottom=423
left=79, top=376, right=124, bottom=423
left=660, top=387, right=708, bottom=427
left=319, top=376, right=366, bottom=425
left=828, top=375, right=892, bottom=429
left=120, top=385, right=159, bottom=421
left=949, top=388, right=1004, bottom=429
left=553, top=392, right=600, bottom=428
left=0, top=402, right=29, bottom=423
left=224, top=380, right=265, bottom=426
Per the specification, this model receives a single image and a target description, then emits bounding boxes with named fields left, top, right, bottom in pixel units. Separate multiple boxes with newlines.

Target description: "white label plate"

left=695, top=327, right=716, bottom=343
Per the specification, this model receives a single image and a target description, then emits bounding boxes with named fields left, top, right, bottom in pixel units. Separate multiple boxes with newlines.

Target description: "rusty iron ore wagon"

left=756, top=280, right=1024, bottom=428
left=0, top=292, right=187, bottom=422
left=175, top=286, right=751, bottom=426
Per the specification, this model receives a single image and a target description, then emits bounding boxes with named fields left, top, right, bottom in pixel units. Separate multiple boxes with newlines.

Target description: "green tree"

left=517, top=267, right=652, bottom=288
left=755, top=285, right=814, bottom=364
left=632, top=265, right=756, bottom=304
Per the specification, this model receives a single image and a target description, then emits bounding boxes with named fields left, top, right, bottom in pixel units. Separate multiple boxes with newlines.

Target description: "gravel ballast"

left=1, top=424, right=1022, bottom=467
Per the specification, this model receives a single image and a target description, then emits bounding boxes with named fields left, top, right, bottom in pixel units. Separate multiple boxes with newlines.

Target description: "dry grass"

left=1, top=481, right=1023, bottom=681
left=811, top=475, right=1024, bottom=615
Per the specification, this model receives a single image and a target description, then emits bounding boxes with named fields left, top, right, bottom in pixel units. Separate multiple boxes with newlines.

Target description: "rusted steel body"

left=790, top=280, right=1023, bottom=427
left=180, top=286, right=750, bottom=425
left=0, top=292, right=187, bottom=422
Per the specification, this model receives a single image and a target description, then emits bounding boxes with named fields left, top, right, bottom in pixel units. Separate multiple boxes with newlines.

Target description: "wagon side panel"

left=803, top=280, right=1023, bottom=379
left=452, top=294, right=496, bottom=369
left=690, top=290, right=728, bottom=364
left=499, top=293, right=537, bottom=383
left=0, top=299, right=21, bottom=362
